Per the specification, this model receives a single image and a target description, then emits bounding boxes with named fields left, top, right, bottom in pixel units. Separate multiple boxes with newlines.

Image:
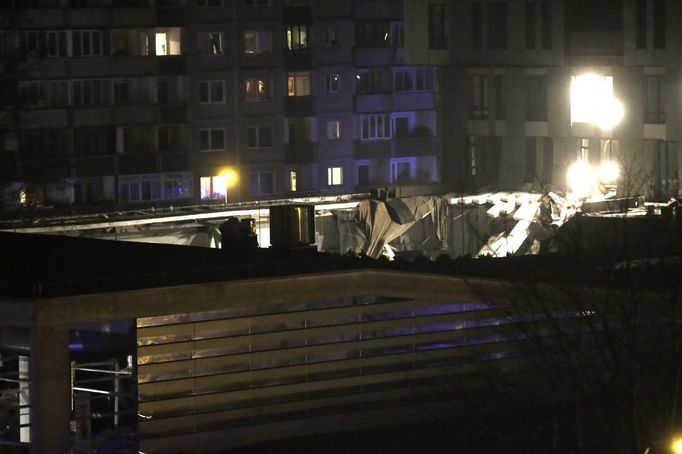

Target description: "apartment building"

left=405, top=0, right=680, bottom=200
left=0, top=0, right=439, bottom=212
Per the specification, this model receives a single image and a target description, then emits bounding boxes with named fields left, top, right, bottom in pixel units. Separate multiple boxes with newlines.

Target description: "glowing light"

left=598, top=160, right=620, bottom=184
left=570, top=73, right=624, bottom=130
left=218, top=167, right=238, bottom=188
left=567, top=160, right=598, bottom=199
left=672, top=437, right=682, bottom=454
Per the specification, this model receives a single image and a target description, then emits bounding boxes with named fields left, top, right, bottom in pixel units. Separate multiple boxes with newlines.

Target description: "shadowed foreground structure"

left=1, top=232, right=681, bottom=453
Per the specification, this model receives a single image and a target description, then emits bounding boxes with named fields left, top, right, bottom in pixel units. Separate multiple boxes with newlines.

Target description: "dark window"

left=428, top=4, right=448, bottom=49
left=472, top=3, right=482, bottom=49
left=494, top=75, right=505, bottom=120
left=471, top=75, right=489, bottom=119
left=541, top=2, right=552, bottom=49
left=356, top=21, right=390, bottom=48
left=468, top=136, right=501, bottom=188
left=358, top=164, right=370, bottom=185
left=526, top=76, right=547, bottom=121
left=526, top=2, right=536, bottom=49
left=636, top=0, right=647, bottom=49
left=487, top=2, right=508, bottom=50
left=356, top=69, right=389, bottom=94
left=656, top=141, right=678, bottom=199
left=653, top=0, right=665, bottom=49
left=157, top=80, right=169, bottom=104
left=542, top=137, right=553, bottom=186
left=525, top=137, right=537, bottom=183
left=644, top=76, right=665, bottom=124
left=248, top=126, right=272, bottom=148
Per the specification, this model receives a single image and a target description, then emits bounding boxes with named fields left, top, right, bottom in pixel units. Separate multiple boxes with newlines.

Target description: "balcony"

left=157, top=7, right=185, bottom=27
left=117, top=153, right=158, bottom=175
left=284, top=96, right=315, bottom=117
left=158, top=56, right=186, bottom=75
left=392, top=135, right=435, bottom=157
left=354, top=140, right=391, bottom=160
left=74, top=157, right=115, bottom=178
left=161, top=153, right=189, bottom=172
left=283, top=50, right=313, bottom=69
left=158, top=104, right=187, bottom=123
left=285, top=143, right=318, bottom=164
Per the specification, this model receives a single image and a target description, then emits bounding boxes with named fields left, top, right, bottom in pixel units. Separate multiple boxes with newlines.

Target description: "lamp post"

left=218, top=167, right=238, bottom=206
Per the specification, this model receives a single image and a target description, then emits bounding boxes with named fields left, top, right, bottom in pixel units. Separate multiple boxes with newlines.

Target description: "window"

left=153, top=28, right=181, bottom=56
left=18, top=80, right=69, bottom=108
left=526, top=2, right=552, bottom=49
left=200, top=175, right=228, bottom=201
left=199, top=128, right=225, bottom=151
left=600, top=138, right=618, bottom=162
left=327, top=73, right=340, bottom=93
left=644, top=76, right=665, bottom=123
left=112, top=79, right=129, bottom=104
left=247, top=125, right=272, bottom=148
left=468, top=136, right=501, bottom=187
left=24, top=30, right=68, bottom=57
left=287, top=72, right=311, bottom=96
left=394, top=67, right=435, bottom=92
left=244, top=30, right=272, bottom=54
left=156, top=79, right=169, bottom=104
left=72, top=30, right=104, bottom=57
left=155, top=32, right=168, bottom=55
left=287, top=25, right=309, bottom=51
left=361, top=114, right=390, bottom=140
left=356, top=69, right=389, bottom=94
left=199, top=80, right=225, bottom=103
left=325, top=28, right=338, bottom=46
left=570, top=74, right=614, bottom=125
left=542, top=137, right=553, bottom=185
left=428, top=4, right=448, bottom=49
left=494, top=75, right=505, bottom=120
left=357, top=162, right=370, bottom=185
left=197, top=0, right=222, bottom=6
left=653, top=0, right=665, bottom=49
left=526, top=75, right=547, bottom=121
left=119, top=173, right=192, bottom=202
left=525, top=137, right=537, bottom=183
left=245, top=77, right=272, bottom=101
left=656, top=140, right=678, bottom=199
left=526, top=2, right=536, bottom=49
left=289, top=170, right=297, bottom=192
left=471, top=75, right=489, bottom=119
left=327, top=166, right=343, bottom=186
left=356, top=21, right=390, bottom=48
left=390, top=21, right=405, bottom=48
left=391, top=158, right=416, bottom=183
left=487, top=2, right=508, bottom=50
left=472, top=3, right=482, bottom=49
left=249, top=171, right=274, bottom=195
left=158, top=126, right=179, bottom=151
left=579, top=138, right=589, bottom=161
left=198, top=31, right=223, bottom=55
left=636, top=0, right=647, bottom=49
left=326, top=120, right=341, bottom=139
left=391, top=112, right=415, bottom=138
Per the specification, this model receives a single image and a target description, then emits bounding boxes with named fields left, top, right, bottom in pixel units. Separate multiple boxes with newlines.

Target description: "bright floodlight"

left=567, top=160, right=597, bottom=199
left=218, top=167, right=238, bottom=188
left=672, top=437, right=682, bottom=454
left=599, top=161, right=620, bottom=184
left=596, top=98, right=624, bottom=130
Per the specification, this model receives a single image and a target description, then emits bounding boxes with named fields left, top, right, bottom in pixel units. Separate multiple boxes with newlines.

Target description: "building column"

left=30, top=326, right=70, bottom=453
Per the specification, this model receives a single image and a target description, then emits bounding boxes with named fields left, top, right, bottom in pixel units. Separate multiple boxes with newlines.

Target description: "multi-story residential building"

left=405, top=0, right=680, bottom=201
left=0, top=0, right=439, bottom=213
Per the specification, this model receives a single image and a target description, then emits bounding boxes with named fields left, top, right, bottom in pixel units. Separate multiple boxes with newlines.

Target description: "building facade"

left=405, top=0, right=681, bottom=200
left=0, top=0, right=439, bottom=212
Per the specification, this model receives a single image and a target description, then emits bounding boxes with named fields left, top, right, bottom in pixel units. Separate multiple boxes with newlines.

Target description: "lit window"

left=199, top=128, right=225, bottom=151
left=327, top=166, right=343, bottom=186
left=287, top=72, right=311, bottom=96
left=200, top=175, right=228, bottom=200
left=287, top=25, right=308, bottom=50
left=327, top=120, right=341, bottom=139
left=244, top=30, right=272, bottom=54
left=155, top=32, right=168, bottom=55
left=327, top=73, right=340, bottom=93
left=247, top=125, right=273, bottom=149
left=579, top=138, right=589, bottom=161
left=199, top=80, right=225, bottom=103
left=245, top=78, right=272, bottom=101
left=290, top=170, right=297, bottom=191
left=360, top=114, right=390, bottom=140
left=154, top=28, right=182, bottom=56
left=570, top=74, right=620, bottom=126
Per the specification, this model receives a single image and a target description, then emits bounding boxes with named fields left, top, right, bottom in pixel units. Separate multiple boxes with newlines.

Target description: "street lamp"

left=672, top=437, right=682, bottom=454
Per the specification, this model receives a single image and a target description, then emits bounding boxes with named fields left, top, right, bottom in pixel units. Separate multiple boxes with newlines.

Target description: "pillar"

left=30, top=326, right=70, bottom=453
